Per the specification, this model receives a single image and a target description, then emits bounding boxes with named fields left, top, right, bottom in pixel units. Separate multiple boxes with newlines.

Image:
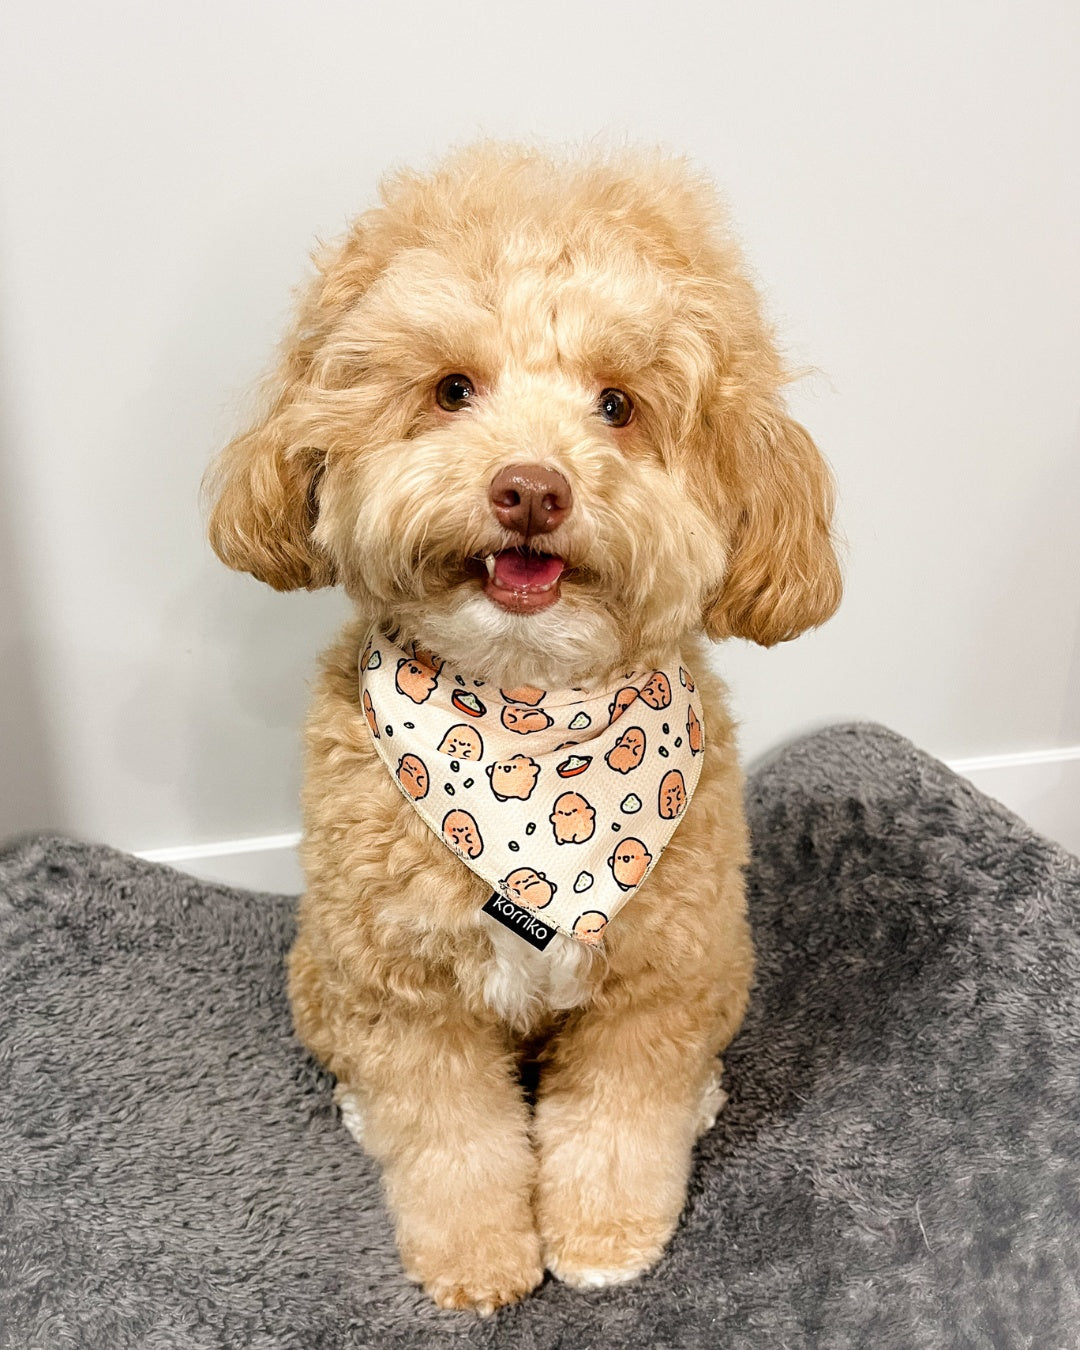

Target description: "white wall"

left=1, top=0, right=1077, bottom=888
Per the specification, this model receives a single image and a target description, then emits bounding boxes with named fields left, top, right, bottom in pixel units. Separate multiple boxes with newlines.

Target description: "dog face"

left=206, top=145, right=840, bottom=686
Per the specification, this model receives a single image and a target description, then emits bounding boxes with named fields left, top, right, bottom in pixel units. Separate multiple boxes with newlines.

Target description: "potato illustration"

left=605, top=726, right=646, bottom=773
left=658, top=768, right=687, bottom=819
left=437, top=723, right=485, bottom=759
left=549, top=791, right=596, bottom=845
left=608, top=837, right=652, bottom=890
left=501, top=867, right=556, bottom=909
left=396, top=753, right=429, bottom=800
left=442, top=809, right=483, bottom=858
left=487, top=754, right=541, bottom=801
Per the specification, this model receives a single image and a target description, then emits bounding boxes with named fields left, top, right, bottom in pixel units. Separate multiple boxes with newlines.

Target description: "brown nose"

left=489, top=463, right=572, bottom=536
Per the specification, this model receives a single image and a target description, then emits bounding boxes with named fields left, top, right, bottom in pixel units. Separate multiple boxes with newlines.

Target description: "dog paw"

left=543, top=1224, right=670, bottom=1290
left=546, top=1253, right=651, bottom=1290
left=695, top=1057, right=728, bottom=1138
left=332, top=1083, right=366, bottom=1147
left=404, top=1229, right=544, bottom=1315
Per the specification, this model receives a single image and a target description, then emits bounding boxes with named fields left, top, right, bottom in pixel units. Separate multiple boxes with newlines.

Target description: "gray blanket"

left=1, top=723, right=1077, bottom=1348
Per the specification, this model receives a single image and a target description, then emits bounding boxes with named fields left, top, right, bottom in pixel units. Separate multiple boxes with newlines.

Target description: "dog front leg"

left=534, top=1001, right=718, bottom=1288
left=346, top=1010, right=543, bottom=1314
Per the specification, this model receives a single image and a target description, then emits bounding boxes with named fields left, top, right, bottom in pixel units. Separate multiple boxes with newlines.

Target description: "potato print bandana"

left=359, top=630, right=705, bottom=948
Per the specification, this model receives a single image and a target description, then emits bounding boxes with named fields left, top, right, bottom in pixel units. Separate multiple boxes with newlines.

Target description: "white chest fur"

left=479, top=916, right=595, bottom=1025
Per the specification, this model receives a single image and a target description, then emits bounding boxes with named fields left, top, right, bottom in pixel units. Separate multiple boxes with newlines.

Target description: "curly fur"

left=204, top=141, right=841, bottom=1313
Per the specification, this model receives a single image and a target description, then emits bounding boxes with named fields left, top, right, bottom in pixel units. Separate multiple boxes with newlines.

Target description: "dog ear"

left=704, top=403, right=842, bottom=646
left=204, top=234, right=377, bottom=591
left=205, top=422, right=334, bottom=592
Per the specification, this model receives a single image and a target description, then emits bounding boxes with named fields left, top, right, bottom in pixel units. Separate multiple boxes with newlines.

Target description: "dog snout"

left=489, top=464, right=572, bottom=536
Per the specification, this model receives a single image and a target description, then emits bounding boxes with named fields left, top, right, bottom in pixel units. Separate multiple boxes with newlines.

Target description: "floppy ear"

left=204, top=234, right=376, bottom=591
left=705, top=405, right=842, bottom=646
left=205, top=420, right=334, bottom=591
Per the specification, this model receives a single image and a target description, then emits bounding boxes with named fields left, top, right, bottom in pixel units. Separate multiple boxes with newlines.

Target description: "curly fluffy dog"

left=205, top=143, right=841, bottom=1313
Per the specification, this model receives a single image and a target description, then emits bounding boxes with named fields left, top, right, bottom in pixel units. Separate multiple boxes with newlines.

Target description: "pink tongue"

left=493, top=550, right=565, bottom=591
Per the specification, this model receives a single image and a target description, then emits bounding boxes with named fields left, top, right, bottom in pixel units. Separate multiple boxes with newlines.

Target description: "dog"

left=205, top=142, right=841, bottom=1313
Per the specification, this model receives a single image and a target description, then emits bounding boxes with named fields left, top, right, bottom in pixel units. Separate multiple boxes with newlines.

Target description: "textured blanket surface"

left=1, top=723, right=1077, bottom=1349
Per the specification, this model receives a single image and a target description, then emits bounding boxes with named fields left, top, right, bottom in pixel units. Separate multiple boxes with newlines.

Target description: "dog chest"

left=479, top=918, right=594, bottom=1024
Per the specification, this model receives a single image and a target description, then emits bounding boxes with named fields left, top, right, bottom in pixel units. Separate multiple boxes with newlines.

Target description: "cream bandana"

left=359, top=630, right=705, bottom=948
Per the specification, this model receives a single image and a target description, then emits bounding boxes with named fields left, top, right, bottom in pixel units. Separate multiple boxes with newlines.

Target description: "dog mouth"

left=475, top=548, right=566, bottom=614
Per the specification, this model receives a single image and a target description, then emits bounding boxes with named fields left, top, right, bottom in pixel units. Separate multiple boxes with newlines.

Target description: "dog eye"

left=597, top=387, right=633, bottom=427
left=436, top=374, right=475, bottom=411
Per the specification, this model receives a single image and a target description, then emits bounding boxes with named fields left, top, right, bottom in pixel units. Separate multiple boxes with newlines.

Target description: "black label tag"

left=482, top=892, right=556, bottom=950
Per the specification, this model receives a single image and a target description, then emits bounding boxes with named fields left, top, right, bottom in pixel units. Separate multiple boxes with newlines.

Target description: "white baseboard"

left=136, top=832, right=304, bottom=894
left=134, top=745, right=1079, bottom=894
left=947, top=746, right=1080, bottom=860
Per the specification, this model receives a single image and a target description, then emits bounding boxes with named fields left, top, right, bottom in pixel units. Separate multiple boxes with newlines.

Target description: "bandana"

left=359, top=630, right=705, bottom=948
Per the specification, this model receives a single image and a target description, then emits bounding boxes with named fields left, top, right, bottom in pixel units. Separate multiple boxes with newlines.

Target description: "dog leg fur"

left=291, top=942, right=542, bottom=1313
left=534, top=994, right=743, bottom=1288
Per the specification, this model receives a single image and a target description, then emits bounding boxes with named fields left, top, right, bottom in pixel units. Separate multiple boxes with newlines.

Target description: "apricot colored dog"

left=206, top=143, right=840, bottom=1313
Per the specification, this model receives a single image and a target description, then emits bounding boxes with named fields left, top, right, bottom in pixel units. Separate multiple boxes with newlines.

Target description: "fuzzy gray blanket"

left=1, top=723, right=1077, bottom=1349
